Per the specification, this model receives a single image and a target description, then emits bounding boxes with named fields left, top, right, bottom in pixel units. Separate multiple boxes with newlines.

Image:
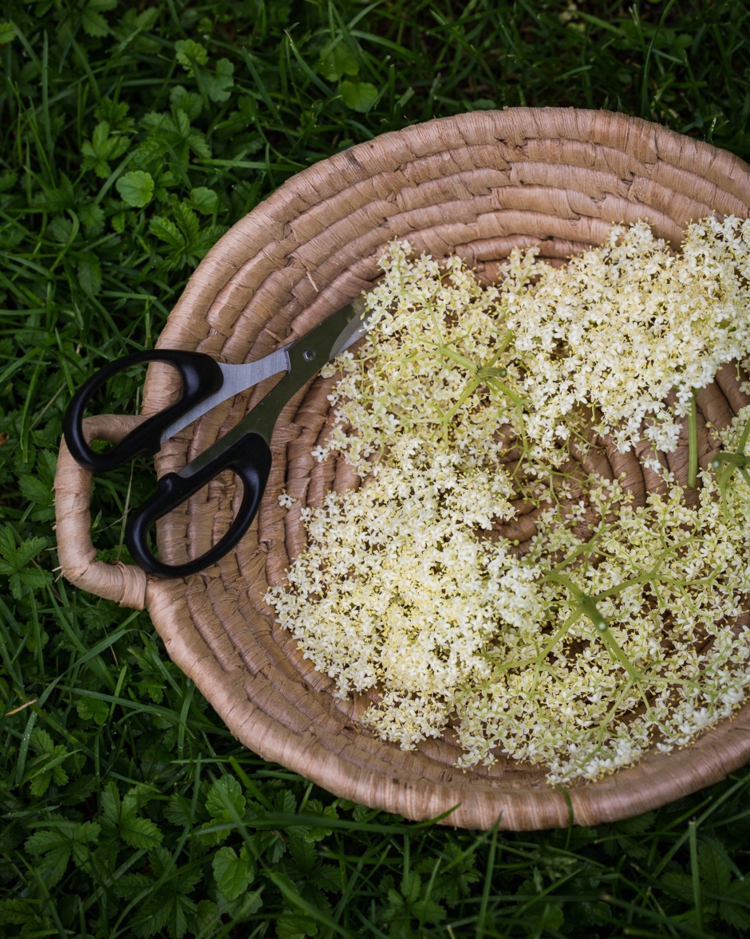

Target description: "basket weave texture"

left=55, top=108, right=750, bottom=830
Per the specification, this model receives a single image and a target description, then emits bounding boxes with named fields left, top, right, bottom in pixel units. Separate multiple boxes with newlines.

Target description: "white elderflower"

left=266, top=224, right=750, bottom=784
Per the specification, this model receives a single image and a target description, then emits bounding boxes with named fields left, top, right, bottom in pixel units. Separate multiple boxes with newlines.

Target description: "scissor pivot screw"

left=302, top=348, right=315, bottom=361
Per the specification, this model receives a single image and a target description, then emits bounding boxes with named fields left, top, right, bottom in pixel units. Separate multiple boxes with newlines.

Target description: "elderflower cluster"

left=504, top=216, right=750, bottom=453
left=266, top=223, right=750, bottom=784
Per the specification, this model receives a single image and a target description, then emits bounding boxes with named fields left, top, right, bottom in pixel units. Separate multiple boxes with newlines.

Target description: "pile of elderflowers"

left=266, top=217, right=750, bottom=783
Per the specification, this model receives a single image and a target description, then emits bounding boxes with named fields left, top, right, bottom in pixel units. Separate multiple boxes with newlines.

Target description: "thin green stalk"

left=688, top=388, right=699, bottom=489
left=476, top=822, right=499, bottom=938
left=689, top=819, right=703, bottom=931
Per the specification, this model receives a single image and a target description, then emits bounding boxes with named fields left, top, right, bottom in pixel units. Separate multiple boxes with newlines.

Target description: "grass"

left=2, top=0, right=750, bottom=935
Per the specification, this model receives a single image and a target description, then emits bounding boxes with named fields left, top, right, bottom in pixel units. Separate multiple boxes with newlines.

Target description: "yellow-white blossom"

left=266, top=222, right=750, bottom=784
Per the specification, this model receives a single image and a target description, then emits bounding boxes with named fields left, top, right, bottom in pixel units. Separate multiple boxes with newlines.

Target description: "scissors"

left=63, top=299, right=370, bottom=579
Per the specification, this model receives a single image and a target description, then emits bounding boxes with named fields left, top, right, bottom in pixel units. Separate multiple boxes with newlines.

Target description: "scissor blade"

left=160, top=348, right=291, bottom=443
left=329, top=307, right=372, bottom=359
left=179, top=298, right=372, bottom=478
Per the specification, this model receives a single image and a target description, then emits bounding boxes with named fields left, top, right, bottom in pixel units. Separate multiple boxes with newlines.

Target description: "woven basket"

left=54, top=108, right=750, bottom=830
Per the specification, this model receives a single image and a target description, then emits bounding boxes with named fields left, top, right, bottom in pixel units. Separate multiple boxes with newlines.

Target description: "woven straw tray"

left=54, top=108, right=750, bottom=830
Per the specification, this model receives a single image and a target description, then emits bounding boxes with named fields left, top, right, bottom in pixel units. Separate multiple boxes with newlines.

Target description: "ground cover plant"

left=3, top=0, right=750, bottom=936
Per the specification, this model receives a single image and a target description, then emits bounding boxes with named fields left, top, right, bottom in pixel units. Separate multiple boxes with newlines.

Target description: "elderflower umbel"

left=266, top=219, right=750, bottom=784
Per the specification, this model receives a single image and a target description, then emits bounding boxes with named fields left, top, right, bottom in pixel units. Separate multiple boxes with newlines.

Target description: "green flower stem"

left=578, top=593, right=607, bottom=630
left=438, top=337, right=522, bottom=428
left=543, top=572, right=583, bottom=600
left=439, top=374, right=484, bottom=427
left=711, top=415, right=750, bottom=510
left=596, top=624, right=644, bottom=683
left=437, top=343, right=477, bottom=372
left=539, top=605, right=583, bottom=662
left=688, top=388, right=699, bottom=489
left=712, top=451, right=750, bottom=467
left=484, top=377, right=529, bottom=408
left=544, top=574, right=645, bottom=681
left=548, top=534, right=607, bottom=576
left=595, top=679, right=636, bottom=745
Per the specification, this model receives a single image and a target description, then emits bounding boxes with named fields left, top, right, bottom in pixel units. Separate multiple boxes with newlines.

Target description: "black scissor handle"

left=125, top=432, right=272, bottom=578
left=63, top=350, right=224, bottom=473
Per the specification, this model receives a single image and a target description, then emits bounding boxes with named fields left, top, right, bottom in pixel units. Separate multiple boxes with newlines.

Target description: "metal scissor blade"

left=328, top=305, right=372, bottom=359
left=179, top=298, right=373, bottom=479
left=159, top=347, right=291, bottom=443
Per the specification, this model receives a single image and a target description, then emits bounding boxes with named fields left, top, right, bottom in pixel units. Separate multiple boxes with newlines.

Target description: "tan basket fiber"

left=54, top=108, right=750, bottom=830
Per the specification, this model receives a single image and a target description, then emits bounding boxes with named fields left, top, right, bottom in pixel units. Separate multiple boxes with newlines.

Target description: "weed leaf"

left=340, top=80, right=378, bottom=112
left=117, top=170, right=155, bottom=208
left=212, top=845, right=254, bottom=900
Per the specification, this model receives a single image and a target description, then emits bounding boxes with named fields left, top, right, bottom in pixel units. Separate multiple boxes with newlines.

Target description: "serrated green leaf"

left=19, top=475, right=53, bottom=507
left=191, top=900, right=222, bottom=937
left=0, top=898, right=34, bottom=925
left=59, top=774, right=98, bottom=805
left=133, top=876, right=197, bottom=939
left=77, top=695, right=109, bottom=724
left=318, top=43, right=359, bottom=81
left=52, top=761, right=69, bottom=786
left=275, top=789, right=296, bottom=815
left=122, top=783, right=156, bottom=815
left=113, top=872, right=151, bottom=901
left=101, top=780, right=120, bottom=826
left=78, top=202, right=104, bottom=235
left=0, top=21, right=17, bottom=44
left=173, top=109, right=191, bottom=137
left=719, top=898, right=750, bottom=931
left=170, top=85, right=202, bottom=121
left=133, top=895, right=171, bottom=939
left=96, top=96, right=133, bottom=131
left=26, top=739, right=71, bottom=795
left=189, top=187, right=218, bottom=215
left=277, top=911, right=318, bottom=939
left=25, top=822, right=99, bottom=887
left=618, top=811, right=656, bottom=835
left=0, top=170, right=17, bottom=192
left=116, top=170, right=154, bottom=208
left=699, top=842, right=733, bottom=894
left=164, top=795, right=192, bottom=828
left=120, top=814, right=163, bottom=850
left=81, top=0, right=116, bottom=36
left=212, top=845, right=254, bottom=900
left=148, top=845, right=173, bottom=879
left=77, top=257, right=103, bottom=295
left=206, top=775, right=245, bottom=820
left=0, top=531, right=51, bottom=596
left=187, top=129, right=211, bottom=160
left=31, top=727, right=55, bottom=756
left=206, top=58, right=234, bottom=103
left=340, top=80, right=378, bottom=112
left=81, top=121, right=129, bottom=177
left=29, top=771, right=51, bottom=797
left=100, top=782, right=163, bottom=848
left=149, top=216, right=184, bottom=252
left=25, top=829, right=66, bottom=855
left=175, top=39, right=208, bottom=74
left=0, top=532, right=47, bottom=568
left=303, top=800, right=339, bottom=843
left=413, top=898, right=446, bottom=923
left=173, top=202, right=200, bottom=244
left=311, top=863, right=344, bottom=892
left=9, top=568, right=52, bottom=600
left=164, top=891, right=197, bottom=939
